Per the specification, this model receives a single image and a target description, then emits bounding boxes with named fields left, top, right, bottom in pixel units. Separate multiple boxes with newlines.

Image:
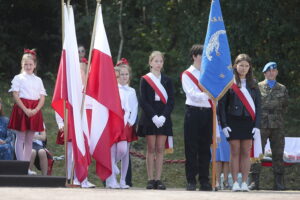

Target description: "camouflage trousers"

left=250, top=128, right=285, bottom=174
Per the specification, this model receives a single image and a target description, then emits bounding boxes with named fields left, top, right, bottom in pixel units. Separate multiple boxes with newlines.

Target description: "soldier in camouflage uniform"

left=249, top=62, right=288, bottom=190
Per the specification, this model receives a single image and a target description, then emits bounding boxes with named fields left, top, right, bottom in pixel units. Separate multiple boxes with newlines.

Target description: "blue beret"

left=262, top=62, right=277, bottom=73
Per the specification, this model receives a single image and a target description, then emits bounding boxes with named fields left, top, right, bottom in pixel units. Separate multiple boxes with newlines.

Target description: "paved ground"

left=1, top=187, right=300, bottom=200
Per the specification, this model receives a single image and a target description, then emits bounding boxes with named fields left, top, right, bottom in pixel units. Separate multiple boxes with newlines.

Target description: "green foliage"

left=0, top=0, right=299, bottom=97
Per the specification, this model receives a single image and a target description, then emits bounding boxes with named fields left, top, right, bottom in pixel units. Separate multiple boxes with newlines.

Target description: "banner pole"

left=60, top=0, right=70, bottom=187
left=80, top=0, right=101, bottom=116
left=211, top=100, right=217, bottom=191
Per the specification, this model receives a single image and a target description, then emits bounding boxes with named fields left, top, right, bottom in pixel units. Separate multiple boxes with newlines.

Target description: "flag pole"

left=65, top=0, right=78, bottom=187
left=80, top=0, right=101, bottom=115
left=61, top=0, right=70, bottom=187
left=211, top=100, right=217, bottom=191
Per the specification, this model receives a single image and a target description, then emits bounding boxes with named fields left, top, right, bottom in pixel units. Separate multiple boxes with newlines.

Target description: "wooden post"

left=211, top=100, right=217, bottom=191
left=80, top=0, right=101, bottom=115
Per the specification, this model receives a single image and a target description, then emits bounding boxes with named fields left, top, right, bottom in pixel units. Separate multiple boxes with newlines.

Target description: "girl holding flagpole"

left=106, top=58, right=138, bottom=189
left=219, top=54, right=261, bottom=192
left=8, top=49, right=46, bottom=174
left=137, top=51, right=175, bottom=190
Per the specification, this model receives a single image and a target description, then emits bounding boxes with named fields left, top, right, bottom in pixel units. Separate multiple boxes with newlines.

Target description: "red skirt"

left=8, top=98, right=44, bottom=132
left=117, top=124, right=138, bottom=143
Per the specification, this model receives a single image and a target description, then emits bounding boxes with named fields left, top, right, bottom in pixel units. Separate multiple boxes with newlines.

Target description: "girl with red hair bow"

left=8, top=49, right=47, bottom=175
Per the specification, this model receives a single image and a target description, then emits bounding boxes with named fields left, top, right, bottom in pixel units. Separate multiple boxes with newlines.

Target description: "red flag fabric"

left=51, top=5, right=88, bottom=182
left=85, top=4, right=124, bottom=181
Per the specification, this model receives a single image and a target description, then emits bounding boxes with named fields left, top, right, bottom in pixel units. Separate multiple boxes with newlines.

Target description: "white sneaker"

left=241, top=182, right=249, bottom=192
left=81, top=180, right=96, bottom=188
left=106, top=183, right=120, bottom=189
left=119, top=181, right=130, bottom=189
left=28, top=169, right=37, bottom=175
left=73, top=178, right=81, bottom=186
left=120, top=183, right=130, bottom=189
left=232, top=182, right=241, bottom=192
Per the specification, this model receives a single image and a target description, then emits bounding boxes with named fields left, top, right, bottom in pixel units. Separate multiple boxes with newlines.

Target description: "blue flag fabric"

left=200, top=0, right=233, bottom=101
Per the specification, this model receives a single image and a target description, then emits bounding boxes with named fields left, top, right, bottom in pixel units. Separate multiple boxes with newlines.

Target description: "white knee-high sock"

left=24, top=131, right=35, bottom=161
left=120, top=142, right=130, bottom=184
left=15, top=131, right=26, bottom=160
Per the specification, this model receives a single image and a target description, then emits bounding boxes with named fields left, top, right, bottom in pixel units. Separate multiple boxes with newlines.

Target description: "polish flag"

left=52, top=5, right=88, bottom=182
left=85, top=5, right=124, bottom=181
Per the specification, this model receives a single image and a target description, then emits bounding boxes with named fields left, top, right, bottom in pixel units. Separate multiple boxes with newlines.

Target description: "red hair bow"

left=81, top=57, right=88, bottom=64
left=116, top=58, right=129, bottom=66
left=24, top=49, right=36, bottom=56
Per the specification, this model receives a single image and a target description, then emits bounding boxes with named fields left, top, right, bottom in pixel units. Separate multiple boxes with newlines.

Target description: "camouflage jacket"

left=258, top=80, right=288, bottom=129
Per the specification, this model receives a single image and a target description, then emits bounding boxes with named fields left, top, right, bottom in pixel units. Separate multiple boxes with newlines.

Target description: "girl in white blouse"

left=8, top=49, right=46, bottom=168
left=106, top=59, right=138, bottom=189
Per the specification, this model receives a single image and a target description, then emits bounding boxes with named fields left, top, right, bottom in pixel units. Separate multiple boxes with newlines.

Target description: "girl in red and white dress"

left=106, top=58, right=138, bottom=189
left=8, top=49, right=46, bottom=171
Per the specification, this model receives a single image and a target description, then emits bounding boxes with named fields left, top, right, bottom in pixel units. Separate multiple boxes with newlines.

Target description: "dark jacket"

left=138, top=73, right=175, bottom=127
left=219, top=84, right=261, bottom=129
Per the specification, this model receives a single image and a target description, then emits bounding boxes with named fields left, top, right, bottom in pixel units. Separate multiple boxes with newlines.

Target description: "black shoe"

left=273, top=174, right=285, bottom=190
left=186, top=183, right=196, bottom=191
left=200, top=182, right=212, bottom=191
left=155, top=180, right=166, bottom=190
left=146, top=180, right=156, bottom=189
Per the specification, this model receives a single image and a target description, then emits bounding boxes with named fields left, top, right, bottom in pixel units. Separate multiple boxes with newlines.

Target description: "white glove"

left=152, top=115, right=161, bottom=128
left=222, top=127, right=232, bottom=138
left=157, top=116, right=166, bottom=127
left=252, top=128, right=260, bottom=139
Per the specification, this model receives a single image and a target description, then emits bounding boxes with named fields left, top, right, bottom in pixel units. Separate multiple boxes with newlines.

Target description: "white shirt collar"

left=150, top=72, right=161, bottom=81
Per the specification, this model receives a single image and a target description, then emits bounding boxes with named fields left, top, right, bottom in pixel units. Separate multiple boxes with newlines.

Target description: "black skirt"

left=137, top=101, right=173, bottom=137
left=227, top=115, right=254, bottom=140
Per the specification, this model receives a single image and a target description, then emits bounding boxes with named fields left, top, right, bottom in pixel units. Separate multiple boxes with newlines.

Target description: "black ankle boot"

left=248, top=173, right=260, bottom=190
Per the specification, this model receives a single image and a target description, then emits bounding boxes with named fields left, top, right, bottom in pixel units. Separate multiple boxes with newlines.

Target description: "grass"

left=1, top=79, right=300, bottom=189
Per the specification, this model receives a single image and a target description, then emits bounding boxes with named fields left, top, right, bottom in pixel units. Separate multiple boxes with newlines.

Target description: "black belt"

left=186, top=105, right=211, bottom=110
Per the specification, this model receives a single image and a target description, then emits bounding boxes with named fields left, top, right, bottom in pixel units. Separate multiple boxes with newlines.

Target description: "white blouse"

left=182, top=65, right=211, bottom=108
left=9, top=72, right=47, bottom=100
left=118, top=84, right=138, bottom=126
left=241, top=78, right=247, bottom=88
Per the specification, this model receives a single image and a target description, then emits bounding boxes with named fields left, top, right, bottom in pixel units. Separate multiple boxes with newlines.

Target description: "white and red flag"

left=52, top=5, right=89, bottom=182
left=85, top=5, right=124, bottom=181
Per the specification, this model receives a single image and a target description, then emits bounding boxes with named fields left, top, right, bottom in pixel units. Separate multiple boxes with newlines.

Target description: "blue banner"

left=200, top=0, right=233, bottom=100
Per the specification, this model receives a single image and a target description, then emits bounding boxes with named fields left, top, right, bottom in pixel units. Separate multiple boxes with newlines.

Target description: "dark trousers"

left=184, top=105, right=212, bottom=184
left=251, top=128, right=285, bottom=174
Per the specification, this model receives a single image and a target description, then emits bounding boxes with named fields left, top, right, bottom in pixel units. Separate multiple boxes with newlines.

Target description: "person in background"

left=106, top=58, right=138, bottom=189
left=54, top=56, right=95, bottom=188
left=249, top=62, right=288, bottom=190
left=8, top=49, right=46, bottom=175
left=219, top=54, right=261, bottom=192
left=78, top=45, right=86, bottom=60
left=0, top=97, right=15, bottom=160
left=215, top=123, right=231, bottom=190
left=137, top=51, right=175, bottom=190
left=28, top=130, right=48, bottom=175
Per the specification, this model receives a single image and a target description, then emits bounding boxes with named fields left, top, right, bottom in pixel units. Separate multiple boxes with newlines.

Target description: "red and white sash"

left=143, top=73, right=173, bottom=153
left=142, top=73, right=168, bottom=104
left=231, top=83, right=256, bottom=121
left=183, top=70, right=214, bottom=108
